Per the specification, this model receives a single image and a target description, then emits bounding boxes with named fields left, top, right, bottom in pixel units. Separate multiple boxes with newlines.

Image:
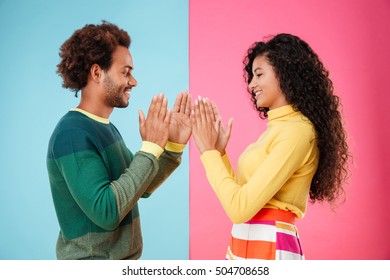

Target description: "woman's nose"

left=248, top=80, right=255, bottom=92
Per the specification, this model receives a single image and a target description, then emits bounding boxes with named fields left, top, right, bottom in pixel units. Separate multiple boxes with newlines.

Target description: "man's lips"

left=124, top=88, right=132, bottom=97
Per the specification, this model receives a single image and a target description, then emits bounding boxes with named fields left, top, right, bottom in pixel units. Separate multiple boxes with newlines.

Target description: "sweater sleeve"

left=200, top=128, right=315, bottom=224
left=221, top=153, right=236, bottom=180
left=52, top=129, right=160, bottom=230
left=142, top=141, right=185, bottom=198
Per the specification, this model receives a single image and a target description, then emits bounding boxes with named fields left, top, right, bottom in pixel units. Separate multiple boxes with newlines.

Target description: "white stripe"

left=276, top=227, right=297, bottom=236
left=231, top=223, right=276, bottom=242
left=226, top=251, right=244, bottom=260
left=275, top=250, right=305, bottom=260
left=227, top=251, right=275, bottom=260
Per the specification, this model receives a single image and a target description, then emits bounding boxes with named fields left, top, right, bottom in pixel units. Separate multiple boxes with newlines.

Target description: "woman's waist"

left=247, top=208, right=296, bottom=224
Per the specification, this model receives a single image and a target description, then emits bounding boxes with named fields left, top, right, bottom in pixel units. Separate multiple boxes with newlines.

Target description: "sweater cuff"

left=140, top=141, right=164, bottom=159
left=221, top=153, right=229, bottom=162
left=165, top=141, right=186, bottom=153
left=200, top=150, right=222, bottom=169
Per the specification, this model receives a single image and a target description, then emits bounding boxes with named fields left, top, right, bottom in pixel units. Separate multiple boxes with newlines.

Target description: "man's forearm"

left=142, top=149, right=182, bottom=197
left=110, top=151, right=160, bottom=223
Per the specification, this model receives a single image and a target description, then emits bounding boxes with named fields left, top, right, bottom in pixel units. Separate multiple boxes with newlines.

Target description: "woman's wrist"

left=200, top=146, right=217, bottom=155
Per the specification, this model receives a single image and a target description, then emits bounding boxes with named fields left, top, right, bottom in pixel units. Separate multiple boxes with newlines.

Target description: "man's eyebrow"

left=124, top=65, right=133, bottom=70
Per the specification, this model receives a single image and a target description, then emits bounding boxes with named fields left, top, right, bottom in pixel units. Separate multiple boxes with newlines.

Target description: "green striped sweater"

left=47, top=109, right=183, bottom=259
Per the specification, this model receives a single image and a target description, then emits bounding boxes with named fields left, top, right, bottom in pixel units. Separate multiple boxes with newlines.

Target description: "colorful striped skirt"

left=226, top=208, right=304, bottom=260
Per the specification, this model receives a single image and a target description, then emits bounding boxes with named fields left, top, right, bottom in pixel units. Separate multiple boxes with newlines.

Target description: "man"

left=47, top=21, right=191, bottom=259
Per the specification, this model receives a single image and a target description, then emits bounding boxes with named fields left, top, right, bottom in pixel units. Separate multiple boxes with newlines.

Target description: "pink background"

left=189, top=0, right=390, bottom=259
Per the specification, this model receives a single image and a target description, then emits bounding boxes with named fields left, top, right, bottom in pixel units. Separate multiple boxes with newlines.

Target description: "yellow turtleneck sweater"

left=200, top=105, right=319, bottom=224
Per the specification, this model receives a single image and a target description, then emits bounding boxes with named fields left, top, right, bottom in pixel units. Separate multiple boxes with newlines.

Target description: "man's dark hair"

left=57, top=21, right=131, bottom=96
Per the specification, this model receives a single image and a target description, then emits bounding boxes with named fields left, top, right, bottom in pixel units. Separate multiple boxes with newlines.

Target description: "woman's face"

left=248, top=55, right=288, bottom=110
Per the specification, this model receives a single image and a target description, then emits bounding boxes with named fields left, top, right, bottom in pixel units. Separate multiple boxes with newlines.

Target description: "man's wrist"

left=140, top=141, right=164, bottom=158
left=165, top=141, right=186, bottom=153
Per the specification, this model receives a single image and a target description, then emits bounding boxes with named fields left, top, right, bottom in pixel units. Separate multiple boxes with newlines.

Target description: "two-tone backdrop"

left=0, top=0, right=389, bottom=260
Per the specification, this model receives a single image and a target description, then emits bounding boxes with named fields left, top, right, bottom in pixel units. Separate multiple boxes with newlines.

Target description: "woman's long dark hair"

left=244, top=33, right=351, bottom=204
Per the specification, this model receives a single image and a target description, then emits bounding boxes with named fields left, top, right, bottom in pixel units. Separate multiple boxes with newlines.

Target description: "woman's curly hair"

left=57, top=21, right=131, bottom=96
left=243, top=33, right=351, bottom=204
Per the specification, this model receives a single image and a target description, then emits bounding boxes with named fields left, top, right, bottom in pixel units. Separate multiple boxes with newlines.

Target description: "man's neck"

left=77, top=103, right=113, bottom=119
left=78, top=90, right=114, bottom=119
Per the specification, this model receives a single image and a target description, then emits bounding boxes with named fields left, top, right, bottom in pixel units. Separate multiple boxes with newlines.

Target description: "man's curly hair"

left=243, top=33, right=351, bottom=204
left=57, top=21, right=131, bottom=96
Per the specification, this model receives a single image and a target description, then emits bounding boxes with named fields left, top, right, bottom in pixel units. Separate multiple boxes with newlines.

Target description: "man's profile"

left=47, top=21, right=191, bottom=260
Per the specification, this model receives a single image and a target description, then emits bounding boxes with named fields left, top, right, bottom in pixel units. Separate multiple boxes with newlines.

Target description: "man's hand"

left=139, top=94, right=171, bottom=148
left=168, top=91, right=192, bottom=144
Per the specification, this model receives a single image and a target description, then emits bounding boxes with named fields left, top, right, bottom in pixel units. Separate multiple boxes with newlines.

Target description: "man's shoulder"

left=48, top=111, right=126, bottom=158
left=48, top=111, right=98, bottom=158
left=55, top=111, right=94, bottom=131
left=51, top=111, right=109, bottom=141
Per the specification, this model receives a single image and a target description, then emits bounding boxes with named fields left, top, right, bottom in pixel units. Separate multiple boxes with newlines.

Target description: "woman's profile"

left=191, top=33, right=351, bottom=260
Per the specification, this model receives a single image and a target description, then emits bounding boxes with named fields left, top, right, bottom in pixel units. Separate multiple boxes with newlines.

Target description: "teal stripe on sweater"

left=47, top=111, right=124, bottom=159
left=47, top=111, right=138, bottom=240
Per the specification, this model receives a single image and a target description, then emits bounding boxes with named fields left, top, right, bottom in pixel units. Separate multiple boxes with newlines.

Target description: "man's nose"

left=129, top=76, right=137, bottom=87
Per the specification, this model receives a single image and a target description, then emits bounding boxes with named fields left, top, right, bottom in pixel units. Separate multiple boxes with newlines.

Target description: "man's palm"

left=168, top=92, right=192, bottom=144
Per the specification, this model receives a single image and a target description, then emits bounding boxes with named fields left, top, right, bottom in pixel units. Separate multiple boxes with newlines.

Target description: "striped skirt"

left=226, top=208, right=304, bottom=260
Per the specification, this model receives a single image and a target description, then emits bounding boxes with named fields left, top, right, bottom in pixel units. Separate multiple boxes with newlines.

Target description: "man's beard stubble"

left=103, top=75, right=129, bottom=108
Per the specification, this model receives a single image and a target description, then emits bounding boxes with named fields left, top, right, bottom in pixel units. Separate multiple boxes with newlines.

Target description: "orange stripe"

left=230, top=237, right=276, bottom=260
left=250, top=208, right=296, bottom=224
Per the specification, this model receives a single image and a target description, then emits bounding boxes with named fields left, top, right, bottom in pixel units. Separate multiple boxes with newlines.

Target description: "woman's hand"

left=210, top=101, right=233, bottom=156
left=190, top=96, right=220, bottom=154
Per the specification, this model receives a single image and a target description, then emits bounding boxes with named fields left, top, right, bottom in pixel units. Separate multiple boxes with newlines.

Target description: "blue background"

left=0, top=0, right=189, bottom=259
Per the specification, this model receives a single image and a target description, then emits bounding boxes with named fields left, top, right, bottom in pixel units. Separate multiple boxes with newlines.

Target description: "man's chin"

left=115, top=98, right=130, bottom=108
left=116, top=102, right=129, bottom=108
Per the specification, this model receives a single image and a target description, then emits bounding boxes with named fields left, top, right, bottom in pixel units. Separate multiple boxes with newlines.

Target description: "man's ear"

left=90, top=64, right=104, bottom=83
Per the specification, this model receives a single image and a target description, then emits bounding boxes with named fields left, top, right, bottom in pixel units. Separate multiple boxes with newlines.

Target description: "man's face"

left=103, top=46, right=137, bottom=108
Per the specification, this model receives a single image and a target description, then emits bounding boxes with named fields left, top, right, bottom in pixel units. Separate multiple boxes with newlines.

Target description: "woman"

left=191, top=33, right=351, bottom=260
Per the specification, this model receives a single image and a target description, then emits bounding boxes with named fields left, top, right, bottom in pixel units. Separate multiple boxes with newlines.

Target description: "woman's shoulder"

left=269, top=117, right=316, bottom=148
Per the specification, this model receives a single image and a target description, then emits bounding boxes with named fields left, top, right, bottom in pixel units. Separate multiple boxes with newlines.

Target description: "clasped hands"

left=139, top=92, right=233, bottom=155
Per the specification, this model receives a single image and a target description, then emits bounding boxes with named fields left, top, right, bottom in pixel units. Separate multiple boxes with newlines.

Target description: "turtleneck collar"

left=267, top=104, right=297, bottom=121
